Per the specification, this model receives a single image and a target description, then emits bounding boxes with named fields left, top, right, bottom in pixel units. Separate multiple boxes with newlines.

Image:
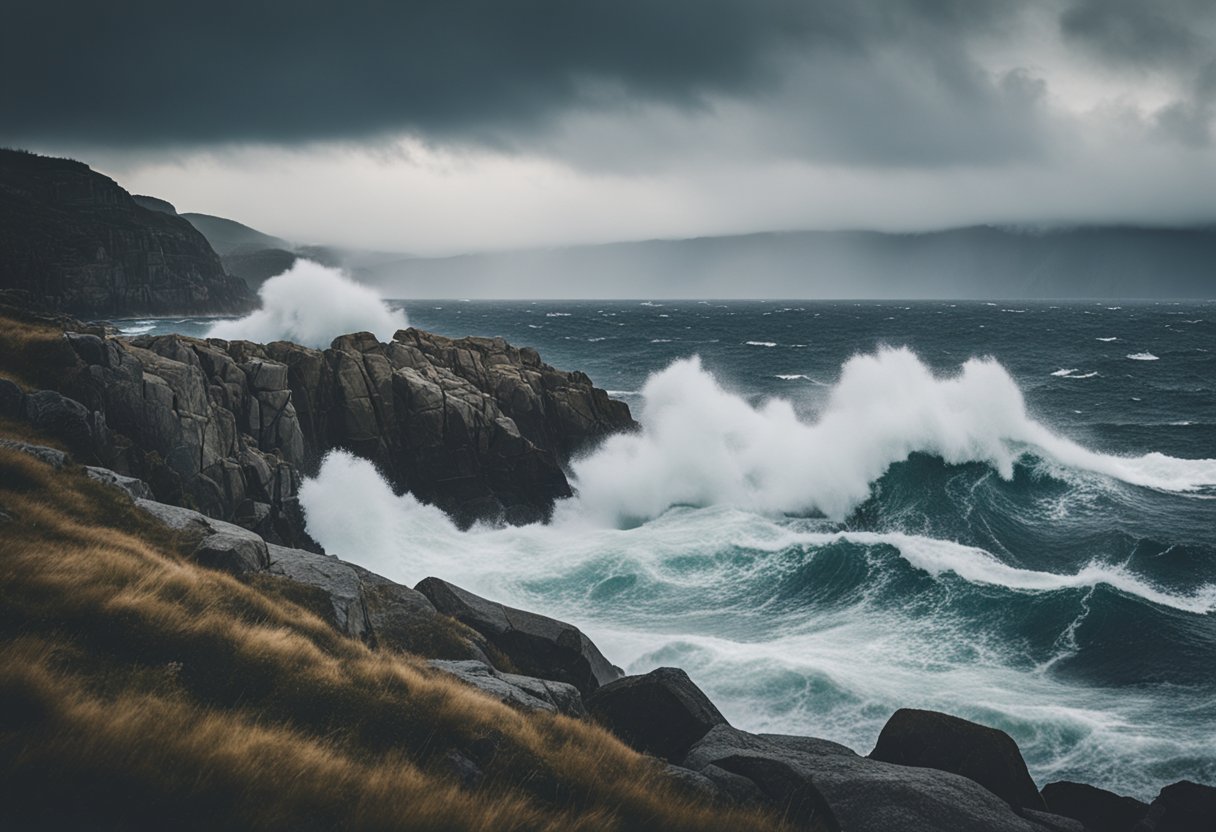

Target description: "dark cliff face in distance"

left=0, top=303, right=636, bottom=543
left=0, top=149, right=254, bottom=316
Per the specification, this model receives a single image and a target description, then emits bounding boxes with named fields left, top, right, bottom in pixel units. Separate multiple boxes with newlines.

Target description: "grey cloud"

left=1060, top=0, right=1212, bottom=68
left=1, top=0, right=1033, bottom=167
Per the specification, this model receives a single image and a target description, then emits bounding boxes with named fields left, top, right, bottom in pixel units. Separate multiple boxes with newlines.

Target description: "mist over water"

left=131, top=299, right=1216, bottom=801
left=207, top=260, right=407, bottom=347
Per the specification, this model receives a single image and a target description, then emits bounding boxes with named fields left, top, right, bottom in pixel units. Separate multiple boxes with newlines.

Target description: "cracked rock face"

left=0, top=150, right=253, bottom=316
left=56, top=324, right=635, bottom=542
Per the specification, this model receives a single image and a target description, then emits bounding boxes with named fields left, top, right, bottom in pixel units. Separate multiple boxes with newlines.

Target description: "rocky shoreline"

left=1, top=306, right=1211, bottom=831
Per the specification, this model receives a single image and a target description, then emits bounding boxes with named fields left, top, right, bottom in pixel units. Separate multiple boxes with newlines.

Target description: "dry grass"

left=0, top=441, right=798, bottom=831
left=0, top=307, right=80, bottom=391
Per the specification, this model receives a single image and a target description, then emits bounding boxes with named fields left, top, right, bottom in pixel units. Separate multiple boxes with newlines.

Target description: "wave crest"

left=207, top=260, right=407, bottom=348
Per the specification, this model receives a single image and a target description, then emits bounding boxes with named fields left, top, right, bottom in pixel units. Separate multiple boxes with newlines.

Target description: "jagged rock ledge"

left=1, top=313, right=637, bottom=545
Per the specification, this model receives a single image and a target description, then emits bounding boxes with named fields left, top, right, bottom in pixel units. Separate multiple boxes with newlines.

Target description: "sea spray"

left=207, top=260, right=407, bottom=347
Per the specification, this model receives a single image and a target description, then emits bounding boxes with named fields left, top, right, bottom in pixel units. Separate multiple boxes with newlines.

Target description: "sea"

left=114, top=299, right=1216, bottom=800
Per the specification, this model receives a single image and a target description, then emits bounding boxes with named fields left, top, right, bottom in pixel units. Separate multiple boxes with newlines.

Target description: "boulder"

left=266, top=543, right=369, bottom=639
left=0, top=438, right=68, bottom=469
left=415, top=577, right=622, bottom=695
left=1042, top=781, right=1149, bottom=832
left=429, top=659, right=587, bottom=717
left=685, top=725, right=1054, bottom=832
left=351, top=565, right=485, bottom=661
left=585, top=667, right=728, bottom=762
left=1135, top=780, right=1216, bottom=832
left=84, top=466, right=152, bottom=500
left=0, top=378, right=24, bottom=419
left=192, top=532, right=270, bottom=575
left=22, top=389, right=95, bottom=454
left=870, top=708, right=1046, bottom=811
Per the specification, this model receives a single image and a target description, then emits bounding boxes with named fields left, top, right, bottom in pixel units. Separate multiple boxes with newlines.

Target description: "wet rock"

left=870, top=708, right=1046, bottom=811
left=1042, top=780, right=1149, bottom=832
left=684, top=725, right=1051, bottom=832
left=1135, top=780, right=1216, bottom=832
left=416, top=577, right=622, bottom=696
left=429, top=659, right=587, bottom=717
left=586, top=667, right=727, bottom=762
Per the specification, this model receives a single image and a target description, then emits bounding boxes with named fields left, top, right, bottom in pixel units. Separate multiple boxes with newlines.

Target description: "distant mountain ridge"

left=0, top=149, right=253, bottom=316
left=355, top=225, right=1216, bottom=299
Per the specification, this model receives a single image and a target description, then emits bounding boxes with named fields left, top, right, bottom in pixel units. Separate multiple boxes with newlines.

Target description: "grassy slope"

left=0, top=426, right=795, bottom=830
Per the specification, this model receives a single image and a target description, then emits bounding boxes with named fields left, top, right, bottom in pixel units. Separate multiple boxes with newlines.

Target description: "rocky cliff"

left=0, top=149, right=254, bottom=316
left=1, top=305, right=635, bottom=543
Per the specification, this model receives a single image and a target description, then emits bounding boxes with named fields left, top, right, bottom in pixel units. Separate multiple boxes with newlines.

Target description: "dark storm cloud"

left=1060, top=0, right=1213, bottom=69
left=1, top=0, right=1030, bottom=165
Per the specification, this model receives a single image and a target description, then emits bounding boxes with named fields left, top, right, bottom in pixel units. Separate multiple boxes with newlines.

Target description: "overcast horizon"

left=5, top=1, right=1216, bottom=256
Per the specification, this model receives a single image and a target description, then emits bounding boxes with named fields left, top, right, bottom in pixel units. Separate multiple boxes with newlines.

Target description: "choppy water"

left=121, top=300, right=1216, bottom=799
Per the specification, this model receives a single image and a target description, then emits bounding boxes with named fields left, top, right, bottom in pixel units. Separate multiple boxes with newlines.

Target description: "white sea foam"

left=1052, top=369, right=1099, bottom=379
left=565, top=349, right=1216, bottom=526
left=1127, top=352, right=1159, bottom=361
left=746, top=341, right=778, bottom=347
left=1051, top=369, right=1078, bottom=377
left=118, top=321, right=157, bottom=335
left=206, top=260, right=407, bottom=348
left=1096, top=337, right=1118, bottom=342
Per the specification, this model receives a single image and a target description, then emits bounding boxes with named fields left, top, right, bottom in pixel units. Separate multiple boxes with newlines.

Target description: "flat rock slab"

left=430, top=659, right=586, bottom=717
left=416, top=577, right=622, bottom=695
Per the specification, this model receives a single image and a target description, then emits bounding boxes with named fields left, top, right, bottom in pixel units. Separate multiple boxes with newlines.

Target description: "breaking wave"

left=207, top=260, right=407, bottom=348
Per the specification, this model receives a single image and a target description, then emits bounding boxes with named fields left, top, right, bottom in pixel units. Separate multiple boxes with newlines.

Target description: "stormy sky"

left=4, top=0, right=1216, bottom=253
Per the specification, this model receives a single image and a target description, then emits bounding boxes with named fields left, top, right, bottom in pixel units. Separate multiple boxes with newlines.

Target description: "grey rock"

left=586, top=667, right=728, bottom=762
left=84, top=466, right=152, bottom=499
left=685, top=725, right=1051, bottom=832
left=193, top=531, right=270, bottom=575
left=266, top=543, right=368, bottom=639
left=1135, top=780, right=1216, bottom=832
left=416, top=577, right=622, bottom=695
left=662, top=764, right=720, bottom=800
left=870, top=708, right=1046, bottom=811
left=1019, top=809, right=1087, bottom=832
left=429, top=659, right=587, bottom=717
left=0, top=378, right=25, bottom=419
left=351, top=565, right=485, bottom=661
left=1042, top=780, right=1149, bottom=832
left=0, top=439, right=69, bottom=469
left=22, top=389, right=94, bottom=453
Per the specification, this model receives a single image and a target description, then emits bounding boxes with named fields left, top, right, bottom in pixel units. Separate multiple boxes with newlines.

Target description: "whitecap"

left=1127, top=352, right=1159, bottom=361
left=746, top=341, right=778, bottom=347
left=1096, top=337, right=1118, bottom=342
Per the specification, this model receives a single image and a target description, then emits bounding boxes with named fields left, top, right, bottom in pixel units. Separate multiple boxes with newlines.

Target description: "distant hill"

left=0, top=149, right=253, bottom=316
left=180, top=212, right=292, bottom=256
left=357, top=225, right=1216, bottom=299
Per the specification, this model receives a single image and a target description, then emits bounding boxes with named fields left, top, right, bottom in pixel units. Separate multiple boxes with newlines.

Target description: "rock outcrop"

left=1135, top=780, right=1216, bottom=832
left=0, top=149, right=253, bottom=316
left=429, top=659, right=587, bottom=717
left=3, top=313, right=635, bottom=544
left=416, top=577, right=624, bottom=695
left=1042, top=780, right=1150, bottom=831
left=870, top=708, right=1046, bottom=811
left=586, top=667, right=728, bottom=762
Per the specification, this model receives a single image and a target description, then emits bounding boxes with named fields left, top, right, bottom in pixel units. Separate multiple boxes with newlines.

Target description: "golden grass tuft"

left=0, top=307, right=80, bottom=391
left=0, top=441, right=800, bottom=830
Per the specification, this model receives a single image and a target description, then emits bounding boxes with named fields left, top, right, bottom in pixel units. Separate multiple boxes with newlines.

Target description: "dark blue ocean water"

left=119, top=300, right=1216, bottom=799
